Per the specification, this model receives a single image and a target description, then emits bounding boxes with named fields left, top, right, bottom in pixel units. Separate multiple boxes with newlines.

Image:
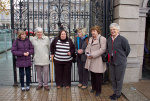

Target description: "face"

left=78, top=31, right=83, bottom=38
left=60, top=31, right=67, bottom=40
left=20, top=33, right=26, bottom=40
left=91, top=30, right=99, bottom=38
left=36, top=31, right=43, bottom=39
left=110, top=27, right=119, bottom=37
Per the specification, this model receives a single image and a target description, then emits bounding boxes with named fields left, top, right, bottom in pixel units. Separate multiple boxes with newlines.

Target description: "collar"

left=35, top=35, right=45, bottom=40
left=18, top=38, right=27, bottom=41
left=111, top=34, right=119, bottom=41
left=81, top=34, right=88, bottom=40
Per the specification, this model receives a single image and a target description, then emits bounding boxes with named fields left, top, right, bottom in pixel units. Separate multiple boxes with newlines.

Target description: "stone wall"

left=113, top=0, right=145, bottom=83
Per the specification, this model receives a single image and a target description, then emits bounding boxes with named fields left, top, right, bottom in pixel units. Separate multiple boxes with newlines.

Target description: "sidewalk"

left=122, top=80, right=150, bottom=101
left=0, top=51, right=150, bottom=101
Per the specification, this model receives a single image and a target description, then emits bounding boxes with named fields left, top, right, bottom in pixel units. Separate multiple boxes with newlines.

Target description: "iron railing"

left=11, top=0, right=114, bottom=85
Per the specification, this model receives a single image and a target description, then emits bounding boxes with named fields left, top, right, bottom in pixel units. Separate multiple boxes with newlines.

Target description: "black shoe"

left=90, top=89, right=95, bottom=93
left=109, top=94, right=116, bottom=99
left=110, top=94, right=121, bottom=100
left=95, top=92, right=100, bottom=96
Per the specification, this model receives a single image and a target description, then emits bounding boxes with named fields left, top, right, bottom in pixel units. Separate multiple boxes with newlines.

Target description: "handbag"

left=99, top=36, right=108, bottom=62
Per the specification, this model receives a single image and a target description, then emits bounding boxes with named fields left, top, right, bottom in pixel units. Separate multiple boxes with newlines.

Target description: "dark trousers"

left=109, top=64, right=126, bottom=96
left=54, top=62, right=72, bottom=87
left=77, top=58, right=89, bottom=86
left=19, top=67, right=31, bottom=87
left=91, top=72, right=103, bottom=93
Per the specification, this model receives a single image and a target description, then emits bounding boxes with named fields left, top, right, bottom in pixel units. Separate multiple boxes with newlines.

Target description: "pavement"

left=0, top=50, right=150, bottom=101
left=122, top=80, right=150, bottom=101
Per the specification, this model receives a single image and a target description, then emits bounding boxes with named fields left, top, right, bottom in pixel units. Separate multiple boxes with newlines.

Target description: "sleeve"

left=91, top=37, right=106, bottom=58
left=122, top=37, right=130, bottom=57
left=74, top=37, right=78, bottom=53
left=50, top=37, right=57, bottom=55
left=82, top=38, right=89, bottom=54
left=28, top=40, right=34, bottom=55
left=47, top=37, right=50, bottom=55
left=69, top=38, right=75, bottom=55
left=11, top=40, right=24, bottom=56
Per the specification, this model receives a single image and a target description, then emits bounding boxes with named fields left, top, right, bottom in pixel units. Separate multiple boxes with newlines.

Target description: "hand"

left=24, top=52, right=29, bottom=56
left=78, top=49, right=83, bottom=54
left=26, top=52, right=29, bottom=56
left=67, top=52, right=71, bottom=56
left=87, top=56, right=93, bottom=59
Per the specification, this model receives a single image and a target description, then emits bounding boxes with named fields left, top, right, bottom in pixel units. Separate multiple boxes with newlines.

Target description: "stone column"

left=113, top=0, right=141, bottom=83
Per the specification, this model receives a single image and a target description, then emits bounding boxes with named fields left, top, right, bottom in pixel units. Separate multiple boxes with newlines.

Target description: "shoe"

left=44, top=86, right=50, bottom=91
left=26, top=86, right=30, bottom=91
left=95, top=92, right=100, bottom=96
left=57, top=86, right=61, bottom=89
left=21, top=87, right=26, bottom=91
left=109, top=94, right=116, bottom=99
left=110, top=94, right=121, bottom=100
left=81, top=86, right=87, bottom=89
left=78, top=84, right=82, bottom=87
left=36, top=86, right=43, bottom=90
left=66, top=86, right=70, bottom=89
left=90, top=89, right=95, bottom=93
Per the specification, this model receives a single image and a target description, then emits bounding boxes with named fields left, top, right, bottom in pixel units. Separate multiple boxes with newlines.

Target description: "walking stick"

left=51, top=57, right=54, bottom=87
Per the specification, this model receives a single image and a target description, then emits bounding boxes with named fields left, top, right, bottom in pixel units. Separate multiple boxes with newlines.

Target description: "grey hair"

left=109, top=23, right=120, bottom=31
left=35, top=27, right=43, bottom=33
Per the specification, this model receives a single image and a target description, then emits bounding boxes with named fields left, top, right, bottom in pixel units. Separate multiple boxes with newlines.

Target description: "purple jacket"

left=11, top=38, right=34, bottom=68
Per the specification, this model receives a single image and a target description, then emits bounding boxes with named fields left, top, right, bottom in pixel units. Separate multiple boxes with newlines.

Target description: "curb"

left=122, top=84, right=149, bottom=101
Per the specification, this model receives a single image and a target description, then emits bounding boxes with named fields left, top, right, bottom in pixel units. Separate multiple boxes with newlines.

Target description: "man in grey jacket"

left=107, top=23, right=130, bottom=100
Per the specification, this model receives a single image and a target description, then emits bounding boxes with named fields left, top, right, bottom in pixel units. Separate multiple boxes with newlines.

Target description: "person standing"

left=11, top=30, right=34, bottom=91
left=50, top=30, right=75, bottom=89
left=30, top=27, right=50, bottom=91
left=75, top=28, right=89, bottom=89
left=107, top=23, right=130, bottom=100
left=85, top=26, right=107, bottom=96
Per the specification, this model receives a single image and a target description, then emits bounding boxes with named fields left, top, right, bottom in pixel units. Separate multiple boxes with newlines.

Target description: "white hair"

left=109, top=23, right=120, bottom=31
left=35, top=27, right=43, bottom=33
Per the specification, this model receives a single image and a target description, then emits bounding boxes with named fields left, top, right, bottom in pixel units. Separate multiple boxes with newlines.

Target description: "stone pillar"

left=113, top=0, right=141, bottom=83
left=138, top=0, right=149, bottom=80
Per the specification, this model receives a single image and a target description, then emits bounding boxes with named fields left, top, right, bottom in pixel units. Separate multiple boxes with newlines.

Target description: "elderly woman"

left=11, top=30, right=34, bottom=91
left=107, top=23, right=130, bottom=100
left=85, top=26, right=106, bottom=96
left=50, top=30, right=75, bottom=89
left=30, top=27, right=50, bottom=91
left=75, top=28, right=89, bottom=89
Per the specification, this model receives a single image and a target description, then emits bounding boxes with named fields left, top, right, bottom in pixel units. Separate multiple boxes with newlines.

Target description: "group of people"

left=11, top=23, right=130, bottom=100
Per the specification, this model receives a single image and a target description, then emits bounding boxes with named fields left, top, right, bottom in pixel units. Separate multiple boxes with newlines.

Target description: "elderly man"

left=107, top=23, right=130, bottom=100
left=30, top=27, right=50, bottom=91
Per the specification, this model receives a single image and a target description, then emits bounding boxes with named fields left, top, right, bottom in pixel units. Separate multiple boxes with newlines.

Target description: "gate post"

left=11, top=0, right=18, bottom=86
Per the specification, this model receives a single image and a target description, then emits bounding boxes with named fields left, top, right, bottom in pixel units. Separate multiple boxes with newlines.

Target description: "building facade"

left=114, top=0, right=150, bottom=82
left=0, top=11, right=11, bottom=29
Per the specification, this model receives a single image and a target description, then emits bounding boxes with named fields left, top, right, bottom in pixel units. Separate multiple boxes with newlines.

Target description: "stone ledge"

left=114, top=5, right=139, bottom=19
left=114, top=19, right=139, bottom=32
left=124, top=67, right=140, bottom=83
left=122, top=84, right=149, bottom=101
left=114, top=0, right=139, bottom=6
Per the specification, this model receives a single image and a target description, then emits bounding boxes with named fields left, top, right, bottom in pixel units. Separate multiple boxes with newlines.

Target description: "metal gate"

left=10, top=0, right=114, bottom=84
